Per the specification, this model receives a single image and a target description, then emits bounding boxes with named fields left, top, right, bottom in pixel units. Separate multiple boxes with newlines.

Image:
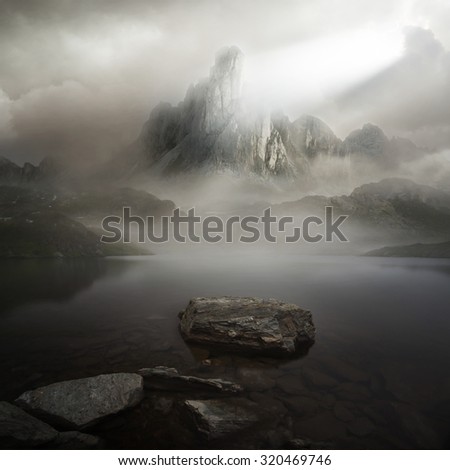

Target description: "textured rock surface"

left=183, top=398, right=261, bottom=440
left=126, top=47, right=423, bottom=180
left=0, top=401, right=58, bottom=448
left=16, top=373, right=144, bottom=429
left=179, top=296, right=315, bottom=356
left=138, top=366, right=243, bottom=393
left=134, top=47, right=296, bottom=178
left=273, top=114, right=343, bottom=160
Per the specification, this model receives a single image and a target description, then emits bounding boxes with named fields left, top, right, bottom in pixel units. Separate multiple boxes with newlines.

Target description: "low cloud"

left=0, top=0, right=450, bottom=170
left=328, top=27, right=450, bottom=149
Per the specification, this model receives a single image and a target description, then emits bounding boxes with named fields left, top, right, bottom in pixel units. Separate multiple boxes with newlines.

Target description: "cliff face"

left=128, top=46, right=424, bottom=181
left=136, top=46, right=297, bottom=178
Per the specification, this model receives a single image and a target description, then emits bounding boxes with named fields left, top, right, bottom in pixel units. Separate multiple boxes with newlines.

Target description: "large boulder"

left=138, top=366, right=242, bottom=393
left=15, top=373, right=144, bottom=430
left=179, top=296, right=315, bottom=356
left=0, top=401, right=58, bottom=449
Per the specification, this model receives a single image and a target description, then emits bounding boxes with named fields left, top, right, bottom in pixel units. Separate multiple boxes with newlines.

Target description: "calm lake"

left=1, top=252, right=450, bottom=449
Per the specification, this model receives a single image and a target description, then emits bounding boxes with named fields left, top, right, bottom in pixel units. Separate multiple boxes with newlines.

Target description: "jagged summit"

left=204, top=46, right=244, bottom=134
left=134, top=46, right=296, bottom=178
left=123, top=47, right=423, bottom=180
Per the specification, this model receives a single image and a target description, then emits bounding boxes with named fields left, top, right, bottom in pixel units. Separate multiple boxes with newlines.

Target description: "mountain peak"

left=205, top=46, right=244, bottom=134
left=213, top=46, right=243, bottom=72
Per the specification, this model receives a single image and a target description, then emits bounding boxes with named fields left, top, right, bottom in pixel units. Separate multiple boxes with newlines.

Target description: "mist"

left=1, top=0, right=450, bottom=173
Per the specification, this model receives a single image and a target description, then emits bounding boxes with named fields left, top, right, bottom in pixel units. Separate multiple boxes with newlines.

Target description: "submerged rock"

left=183, top=398, right=262, bottom=440
left=16, top=373, right=144, bottom=430
left=179, top=296, right=315, bottom=356
left=286, top=437, right=333, bottom=450
left=47, top=431, right=104, bottom=450
left=0, top=401, right=58, bottom=449
left=138, top=366, right=242, bottom=393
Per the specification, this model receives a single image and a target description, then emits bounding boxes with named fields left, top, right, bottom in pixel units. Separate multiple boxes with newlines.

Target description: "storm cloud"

left=1, top=0, right=450, bottom=165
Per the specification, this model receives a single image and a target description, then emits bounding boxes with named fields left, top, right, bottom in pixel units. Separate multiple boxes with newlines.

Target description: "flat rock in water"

left=179, top=297, right=315, bottom=356
left=0, top=401, right=58, bottom=448
left=15, top=373, right=144, bottom=430
left=138, top=366, right=242, bottom=393
left=184, top=398, right=262, bottom=440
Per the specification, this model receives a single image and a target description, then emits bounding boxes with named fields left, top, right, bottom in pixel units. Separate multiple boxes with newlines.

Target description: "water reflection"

left=0, top=254, right=449, bottom=449
left=0, top=258, right=131, bottom=313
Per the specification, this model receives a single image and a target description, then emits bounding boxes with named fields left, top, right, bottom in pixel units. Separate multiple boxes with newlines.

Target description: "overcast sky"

left=1, top=0, right=450, bottom=164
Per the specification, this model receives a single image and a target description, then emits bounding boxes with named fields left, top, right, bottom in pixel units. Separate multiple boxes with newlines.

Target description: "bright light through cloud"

left=245, top=26, right=404, bottom=114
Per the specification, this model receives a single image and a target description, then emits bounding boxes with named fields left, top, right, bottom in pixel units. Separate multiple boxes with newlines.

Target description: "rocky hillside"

left=0, top=186, right=175, bottom=258
left=273, top=178, right=450, bottom=243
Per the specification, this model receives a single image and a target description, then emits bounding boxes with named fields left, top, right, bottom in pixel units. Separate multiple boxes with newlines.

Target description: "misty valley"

left=1, top=45, right=450, bottom=451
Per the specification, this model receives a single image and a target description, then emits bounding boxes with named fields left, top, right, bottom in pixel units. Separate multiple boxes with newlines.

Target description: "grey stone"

left=183, top=398, right=262, bottom=440
left=16, top=373, right=144, bottom=429
left=179, top=296, right=315, bottom=356
left=0, top=401, right=58, bottom=448
left=138, top=366, right=242, bottom=393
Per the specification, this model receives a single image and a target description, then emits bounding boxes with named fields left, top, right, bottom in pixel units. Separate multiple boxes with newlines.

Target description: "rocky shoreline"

left=1, top=296, right=445, bottom=450
left=0, top=366, right=333, bottom=450
left=1, top=296, right=321, bottom=449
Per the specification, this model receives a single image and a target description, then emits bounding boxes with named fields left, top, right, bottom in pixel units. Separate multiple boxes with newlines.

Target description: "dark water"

left=1, top=253, right=450, bottom=449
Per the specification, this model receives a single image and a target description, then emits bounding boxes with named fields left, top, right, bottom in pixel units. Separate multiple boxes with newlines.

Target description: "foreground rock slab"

left=183, top=398, right=262, bottom=440
left=16, top=373, right=144, bottom=430
left=138, top=366, right=243, bottom=393
left=0, top=401, right=58, bottom=448
left=179, top=297, right=315, bottom=356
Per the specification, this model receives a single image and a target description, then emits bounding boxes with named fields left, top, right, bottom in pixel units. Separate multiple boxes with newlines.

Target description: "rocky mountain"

left=342, top=124, right=424, bottom=167
left=133, top=46, right=297, bottom=178
left=273, top=178, right=450, bottom=245
left=127, top=47, right=424, bottom=180
left=0, top=47, right=424, bottom=185
left=0, top=186, right=175, bottom=258
left=351, top=178, right=450, bottom=213
left=272, top=113, right=342, bottom=161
